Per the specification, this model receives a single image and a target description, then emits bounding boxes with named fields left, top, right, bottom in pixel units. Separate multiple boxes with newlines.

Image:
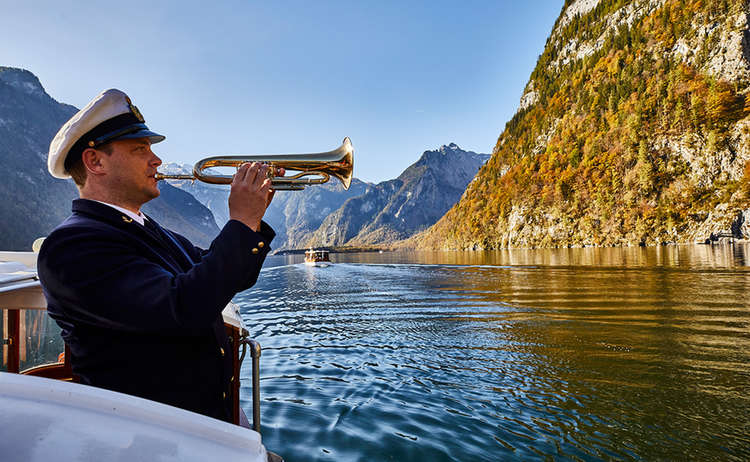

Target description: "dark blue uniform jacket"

left=37, top=199, right=274, bottom=422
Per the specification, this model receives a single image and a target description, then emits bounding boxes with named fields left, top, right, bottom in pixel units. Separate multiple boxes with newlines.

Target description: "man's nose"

left=151, top=151, right=162, bottom=166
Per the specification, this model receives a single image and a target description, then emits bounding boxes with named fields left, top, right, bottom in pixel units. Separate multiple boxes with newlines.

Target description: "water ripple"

left=236, top=252, right=750, bottom=461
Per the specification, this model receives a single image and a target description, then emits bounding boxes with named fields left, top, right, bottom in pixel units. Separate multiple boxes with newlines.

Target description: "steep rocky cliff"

left=160, top=163, right=231, bottom=226
left=164, top=144, right=488, bottom=250
left=143, top=182, right=219, bottom=248
left=161, top=162, right=370, bottom=250
left=0, top=67, right=218, bottom=250
left=419, top=0, right=750, bottom=250
left=0, top=67, right=80, bottom=250
left=308, top=144, right=489, bottom=247
left=265, top=178, right=370, bottom=249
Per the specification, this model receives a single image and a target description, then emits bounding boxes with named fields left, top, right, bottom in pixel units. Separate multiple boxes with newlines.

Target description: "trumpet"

left=155, top=137, right=354, bottom=191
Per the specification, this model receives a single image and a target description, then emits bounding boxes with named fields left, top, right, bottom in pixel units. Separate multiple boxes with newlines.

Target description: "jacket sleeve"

left=173, top=220, right=274, bottom=257
left=38, top=219, right=273, bottom=335
left=171, top=220, right=275, bottom=290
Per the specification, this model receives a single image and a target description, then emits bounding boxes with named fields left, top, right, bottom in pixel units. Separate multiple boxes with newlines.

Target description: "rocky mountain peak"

left=0, top=67, right=46, bottom=98
left=557, top=0, right=601, bottom=31
left=159, top=162, right=193, bottom=175
left=438, top=143, right=461, bottom=154
left=418, top=143, right=489, bottom=166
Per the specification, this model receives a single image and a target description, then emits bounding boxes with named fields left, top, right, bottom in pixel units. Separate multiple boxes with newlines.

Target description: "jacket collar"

left=71, top=198, right=192, bottom=273
left=92, top=200, right=146, bottom=225
left=72, top=198, right=144, bottom=229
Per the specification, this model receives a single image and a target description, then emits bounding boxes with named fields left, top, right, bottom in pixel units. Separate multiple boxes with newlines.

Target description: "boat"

left=0, top=249, right=282, bottom=461
left=304, top=249, right=331, bottom=267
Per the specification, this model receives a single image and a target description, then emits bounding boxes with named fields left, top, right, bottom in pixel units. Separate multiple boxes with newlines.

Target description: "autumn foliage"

left=419, top=0, right=750, bottom=250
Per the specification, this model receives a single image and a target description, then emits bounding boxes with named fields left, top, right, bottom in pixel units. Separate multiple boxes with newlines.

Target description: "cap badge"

left=125, top=96, right=145, bottom=123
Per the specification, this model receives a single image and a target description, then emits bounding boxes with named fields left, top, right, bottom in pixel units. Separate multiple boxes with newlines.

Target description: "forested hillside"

left=418, top=0, right=750, bottom=249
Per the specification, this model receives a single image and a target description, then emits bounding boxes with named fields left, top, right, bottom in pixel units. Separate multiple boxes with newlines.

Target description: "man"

left=38, top=89, right=277, bottom=423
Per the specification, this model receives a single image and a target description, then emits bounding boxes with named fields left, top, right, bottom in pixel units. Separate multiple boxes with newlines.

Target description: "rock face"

left=308, top=144, right=489, bottom=247
left=164, top=144, right=488, bottom=250
left=162, top=164, right=370, bottom=250
left=419, top=0, right=750, bottom=250
left=0, top=67, right=80, bottom=251
left=0, top=67, right=219, bottom=250
left=160, top=163, right=231, bottom=225
left=264, top=178, right=370, bottom=250
left=143, top=182, right=220, bottom=248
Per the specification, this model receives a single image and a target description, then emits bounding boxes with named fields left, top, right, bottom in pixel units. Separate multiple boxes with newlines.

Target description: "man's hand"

left=228, top=162, right=276, bottom=232
left=265, top=167, right=285, bottom=208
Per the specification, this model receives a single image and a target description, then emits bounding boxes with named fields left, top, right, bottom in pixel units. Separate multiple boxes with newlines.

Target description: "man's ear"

left=81, top=148, right=107, bottom=176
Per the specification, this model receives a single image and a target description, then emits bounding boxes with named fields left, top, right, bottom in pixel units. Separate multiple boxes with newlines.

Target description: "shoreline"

left=272, top=239, right=750, bottom=256
left=273, top=246, right=389, bottom=256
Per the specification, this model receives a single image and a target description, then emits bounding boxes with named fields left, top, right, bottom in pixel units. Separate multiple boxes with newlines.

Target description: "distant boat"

left=304, top=249, right=331, bottom=267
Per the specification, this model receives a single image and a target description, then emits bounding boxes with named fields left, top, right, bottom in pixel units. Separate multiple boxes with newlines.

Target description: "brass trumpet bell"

left=155, top=137, right=354, bottom=191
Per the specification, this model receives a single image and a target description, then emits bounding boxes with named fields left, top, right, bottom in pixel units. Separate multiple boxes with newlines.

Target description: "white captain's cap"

left=48, top=89, right=165, bottom=179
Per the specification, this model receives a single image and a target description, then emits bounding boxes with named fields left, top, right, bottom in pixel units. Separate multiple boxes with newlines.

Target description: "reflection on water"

left=236, top=244, right=750, bottom=461
left=269, top=243, right=750, bottom=268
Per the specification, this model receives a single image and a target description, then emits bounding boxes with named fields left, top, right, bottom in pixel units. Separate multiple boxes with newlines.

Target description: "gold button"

left=222, top=392, right=227, bottom=400
left=220, top=347, right=225, bottom=356
left=88, top=141, right=95, bottom=147
left=230, top=375, right=235, bottom=383
left=258, top=241, right=265, bottom=248
left=252, top=248, right=259, bottom=254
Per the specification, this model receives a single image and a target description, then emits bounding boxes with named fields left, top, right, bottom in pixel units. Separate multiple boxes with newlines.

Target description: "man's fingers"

left=246, top=162, right=261, bottom=184
left=255, top=164, right=270, bottom=186
left=236, top=162, right=264, bottom=186
left=234, top=162, right=252, bottom=184
left=228, top=163, right=273, bottom=232
left=260, top=177, right=272, bottom=193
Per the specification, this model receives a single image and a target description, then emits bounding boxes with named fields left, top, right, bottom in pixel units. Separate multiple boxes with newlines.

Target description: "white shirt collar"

left=93, top=200, right=147, bottom=226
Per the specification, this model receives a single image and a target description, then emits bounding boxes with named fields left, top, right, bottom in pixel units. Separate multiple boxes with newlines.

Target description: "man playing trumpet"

left=38, top=89, right=278, bottom=423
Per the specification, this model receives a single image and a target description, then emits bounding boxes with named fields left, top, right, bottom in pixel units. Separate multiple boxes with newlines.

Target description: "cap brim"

left=114, top=129, right=165, bottom=144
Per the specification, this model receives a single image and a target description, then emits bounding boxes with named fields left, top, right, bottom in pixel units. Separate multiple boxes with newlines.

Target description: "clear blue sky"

left=0, top=1, right=562, bottom=183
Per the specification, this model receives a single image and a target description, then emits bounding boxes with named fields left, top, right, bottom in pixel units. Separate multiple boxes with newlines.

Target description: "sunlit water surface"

left=235, top=245, right=750, bottom=461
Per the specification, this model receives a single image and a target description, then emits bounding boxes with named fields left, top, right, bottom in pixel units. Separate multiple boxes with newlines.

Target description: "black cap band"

left=64, top=113, right=145, bottom=171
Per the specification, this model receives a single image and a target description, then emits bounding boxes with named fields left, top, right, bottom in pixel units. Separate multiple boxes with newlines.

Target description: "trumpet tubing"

left=155, top=137, right=354, bottom=191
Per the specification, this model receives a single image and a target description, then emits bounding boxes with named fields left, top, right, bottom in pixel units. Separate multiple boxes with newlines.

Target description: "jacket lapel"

left=143, top=214, right=195, bottom=270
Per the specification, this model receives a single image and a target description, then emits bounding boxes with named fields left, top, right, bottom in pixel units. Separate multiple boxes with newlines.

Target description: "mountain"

left=0, top=67, right=219, bottom=250
left=143, top=182, right=219, bottom=248
left=307, top=144, right=489, bottom=247
left=163, top=144, right=488, bottom=250
left=159, top=163, right=231, bottom=226
left=160, top=162, right=370, bottom=249
left=0, top=67, right=79, bottom=251
left=418, top=0, right=750, bottom=250
left=263, top=178, right=370, bottom=250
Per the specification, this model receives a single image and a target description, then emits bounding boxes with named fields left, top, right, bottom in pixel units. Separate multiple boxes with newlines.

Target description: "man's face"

left=102, top=138, right=162, bottom=206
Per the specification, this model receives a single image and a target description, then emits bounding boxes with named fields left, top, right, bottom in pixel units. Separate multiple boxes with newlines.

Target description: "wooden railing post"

left=7, top=309, right=20, bottom=373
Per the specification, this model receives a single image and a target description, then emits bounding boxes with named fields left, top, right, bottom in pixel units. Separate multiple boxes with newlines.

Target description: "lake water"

left=235, top=245, right=750, bottom=461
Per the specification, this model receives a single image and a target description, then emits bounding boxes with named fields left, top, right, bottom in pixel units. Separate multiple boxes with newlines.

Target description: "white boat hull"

left=304, top=261, right=331, bottom=267
left=0, top=372, right=269, bottom=462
